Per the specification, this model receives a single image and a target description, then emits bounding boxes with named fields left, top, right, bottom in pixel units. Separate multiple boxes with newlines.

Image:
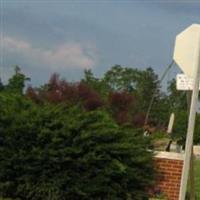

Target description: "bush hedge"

left=0, top=93, right=154, bottom=200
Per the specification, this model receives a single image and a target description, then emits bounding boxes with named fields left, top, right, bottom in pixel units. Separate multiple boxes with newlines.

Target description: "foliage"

left=195, top=159, right=200, bottom=197
left=26, top=73, right=104, bottom=111
left=150, top=131, right=169, bottom=140
left=4, top=64, right=200, bottom=142
left=82, top=69, right=110, bottom=99
left=194, top=114, right=200, bottom=144
left=0, top=78, right=4, bottom=91
left=0, top=91, right=154, bottom=200
left=167, top=79, right=187, bottom=111
left=103, top=65, right=166, bottom=126
left=103, top=65, right=139, bottom=92
left=32, top=66, right=164, bottom=128
left=5, top=66, right=30, bottom=94
left=167, top=79, right=200, bottom=144
left=171, top=111, right=200, bottom=145
left=26, top=72, right=140, bottom=127
left=108, top=91, right=135, bottom=124
left=171, top=110, right=188, bottom=146
left=104, top=65, right=160, bottom=111
left=2, top=63, right=200, bottom=200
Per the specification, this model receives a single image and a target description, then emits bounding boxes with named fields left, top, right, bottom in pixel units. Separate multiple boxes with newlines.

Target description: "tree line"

left=0, top=65, right=199, bottom=199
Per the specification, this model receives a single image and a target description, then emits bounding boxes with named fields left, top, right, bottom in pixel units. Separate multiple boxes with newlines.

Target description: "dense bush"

left=0, top=93, right=154, bottom=200
left=26, top=73, right=104, bottom=111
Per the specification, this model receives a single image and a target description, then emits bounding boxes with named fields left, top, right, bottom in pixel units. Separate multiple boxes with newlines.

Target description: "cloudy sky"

left=1, top=0, right=200, bottom=86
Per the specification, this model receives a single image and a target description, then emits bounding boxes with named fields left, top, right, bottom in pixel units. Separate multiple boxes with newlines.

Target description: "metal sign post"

left=178, top=34, right=200, bottom=200
left=186, top=91, right=195, bottom=200
left=179, top=54, right=200, bottom=199
left=173, top=24, right=200, bottom=200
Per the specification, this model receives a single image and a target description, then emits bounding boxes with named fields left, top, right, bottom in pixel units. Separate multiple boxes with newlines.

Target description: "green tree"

left=104, top=65, right=160, bottom=110
left=104, top=65, right=162, bottom=126
left=82, top=69, right=110, bottom=99
left=172, top=110, right=188, bottom=146
left=194, top=113, right=200, bottom=144
left=6, top=66, right=30, bottom=94
left=135, top=67, right=160, bottom=112
left=0, top=78, right=4, bottom=91
left=167, top=79, right=187, bottom=111
left=103, top=65, right=139, bottom=92
left=0, top=92, right=154, bottom=200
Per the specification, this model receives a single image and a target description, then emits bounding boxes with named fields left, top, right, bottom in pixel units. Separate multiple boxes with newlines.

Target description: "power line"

left=144, top=60, right=175, bottom=125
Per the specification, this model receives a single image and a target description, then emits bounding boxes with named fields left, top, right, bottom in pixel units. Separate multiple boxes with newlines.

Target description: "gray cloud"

left=2, top=0, right=200, bottom=87
left=3, top=36, right=98, bottom=69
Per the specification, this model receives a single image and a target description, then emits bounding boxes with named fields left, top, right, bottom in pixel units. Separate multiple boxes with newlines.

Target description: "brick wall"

left=153, top=152, right=184, bottom=200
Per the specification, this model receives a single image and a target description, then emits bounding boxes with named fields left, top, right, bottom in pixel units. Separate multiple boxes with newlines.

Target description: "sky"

left=1, top=0, right=200, bottom=87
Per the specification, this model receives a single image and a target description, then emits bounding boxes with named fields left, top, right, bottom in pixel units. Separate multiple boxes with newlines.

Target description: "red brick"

left=151, top=157, right=183, bottom=200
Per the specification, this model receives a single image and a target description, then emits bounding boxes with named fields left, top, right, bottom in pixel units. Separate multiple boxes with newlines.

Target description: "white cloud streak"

left=3, top=36, right=98, bottom=69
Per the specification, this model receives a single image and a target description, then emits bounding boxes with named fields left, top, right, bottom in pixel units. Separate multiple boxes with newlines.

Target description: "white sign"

left=173, top=24, right=200, bottom=78
left=175, top=24, right=200, bottom=200
left=176, top=74, right=200, bottom=90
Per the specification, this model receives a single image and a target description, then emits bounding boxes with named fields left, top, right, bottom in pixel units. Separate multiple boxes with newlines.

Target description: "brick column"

left=153, top=152, right=184, bottom=200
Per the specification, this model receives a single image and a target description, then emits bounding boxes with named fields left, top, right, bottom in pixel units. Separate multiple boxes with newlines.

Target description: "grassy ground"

left=195, top=158, right=200, bottom=198
left=187, top=158, right=200, bottom=199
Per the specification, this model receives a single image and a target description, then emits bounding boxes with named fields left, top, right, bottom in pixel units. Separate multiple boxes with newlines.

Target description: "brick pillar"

left=153, top=152, right=184, bottom=200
